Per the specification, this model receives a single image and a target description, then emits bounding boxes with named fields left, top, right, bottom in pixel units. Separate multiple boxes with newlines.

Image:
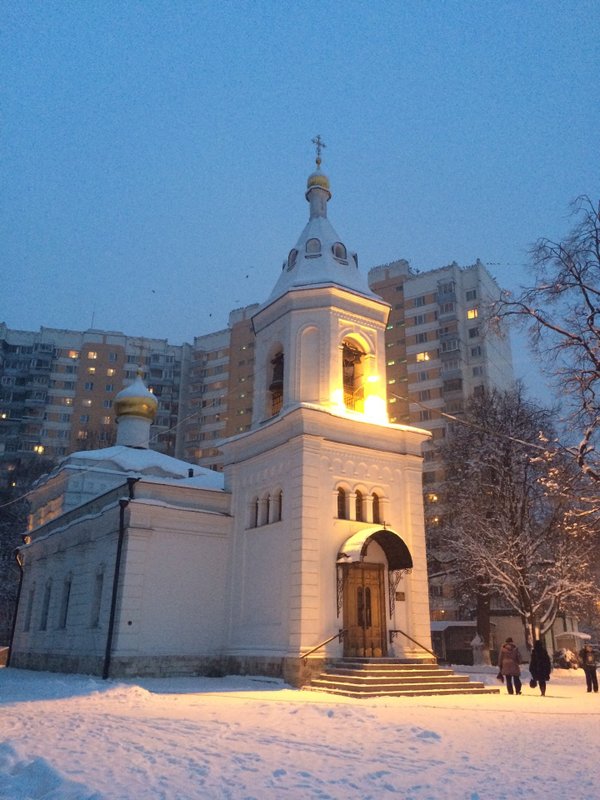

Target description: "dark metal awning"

left=337, top=526, right=413, bottom=571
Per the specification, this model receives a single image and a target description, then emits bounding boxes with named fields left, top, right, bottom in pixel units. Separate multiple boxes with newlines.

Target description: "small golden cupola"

left=114, top=370, right=158, bottom=449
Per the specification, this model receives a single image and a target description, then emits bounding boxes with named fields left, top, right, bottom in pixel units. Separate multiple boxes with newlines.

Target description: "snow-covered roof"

left=65, top=445, right=225, bottom=490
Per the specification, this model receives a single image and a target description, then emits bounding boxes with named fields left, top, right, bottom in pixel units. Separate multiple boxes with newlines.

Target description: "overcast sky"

left=2, top=1, right=598, bottom=398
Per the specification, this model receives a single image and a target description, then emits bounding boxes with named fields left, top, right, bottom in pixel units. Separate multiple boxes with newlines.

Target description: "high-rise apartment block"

left=0, top=324, right=191, bottom=484
left=368, top=258, right=514, bottom=487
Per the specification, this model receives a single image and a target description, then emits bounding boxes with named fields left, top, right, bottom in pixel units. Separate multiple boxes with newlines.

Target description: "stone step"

left=314, top=672, right=471, bottom=686
left=303, top=684, right=498, bottom=698
left=306, top=658, right=499, bottom=698
left=325, top=666, right=457, bottom=678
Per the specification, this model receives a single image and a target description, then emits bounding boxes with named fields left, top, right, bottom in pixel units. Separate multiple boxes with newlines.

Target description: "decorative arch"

left=337, top=527, right=413, bottom=571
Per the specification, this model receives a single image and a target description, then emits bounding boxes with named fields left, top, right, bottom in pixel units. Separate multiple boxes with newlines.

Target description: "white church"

left=9, top=153, right=439, bottom=689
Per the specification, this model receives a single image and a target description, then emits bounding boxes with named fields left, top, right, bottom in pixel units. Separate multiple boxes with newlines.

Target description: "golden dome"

left=306, top=170, right=331, bottom=192
left=114, top=372, right=158, bottom=422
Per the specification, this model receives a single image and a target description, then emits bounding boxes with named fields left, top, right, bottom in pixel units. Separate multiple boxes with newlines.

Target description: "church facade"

left=9, top=155, right=433, bottom=685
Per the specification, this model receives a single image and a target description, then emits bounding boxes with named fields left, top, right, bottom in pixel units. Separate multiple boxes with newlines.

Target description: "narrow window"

left=275, top=490, right=283, bottom=522
left=355, top=490, right=364, bottom=522
left=252, top=498, right=259, bottom=528
left=337, top=488, right=347, bottom=519
left=91, top=572, right=104, bottom=628
left=40, top=580, right=52, bottom=631
left=372, top=493, right=381, bottom=524
left=269, top=352, right=284, bottom=415
left=24, top=587, right=35, bottom=632
left=59, top=577, right=72, bottom=629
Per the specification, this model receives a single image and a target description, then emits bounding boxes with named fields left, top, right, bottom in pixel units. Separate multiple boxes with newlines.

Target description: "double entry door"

left=343, top=563, right=387, bottom=658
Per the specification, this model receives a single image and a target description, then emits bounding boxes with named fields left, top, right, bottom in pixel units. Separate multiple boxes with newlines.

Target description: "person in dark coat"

left=498, top=637, right=522, bottom=695
left=529, top=640, right=552, bottom=696
left=578, top=643, right=598, bottom=693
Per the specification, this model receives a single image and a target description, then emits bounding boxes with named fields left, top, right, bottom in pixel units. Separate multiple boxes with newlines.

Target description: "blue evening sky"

left=2, top=1, right=598, bottom=398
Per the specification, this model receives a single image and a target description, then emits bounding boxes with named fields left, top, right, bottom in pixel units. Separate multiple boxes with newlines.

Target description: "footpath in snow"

left=1, top=665, right=599, bottom=800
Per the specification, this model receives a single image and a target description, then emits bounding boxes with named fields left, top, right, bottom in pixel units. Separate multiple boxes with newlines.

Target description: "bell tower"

left=250, top=142, right=391, bottom=427
left=222, top=143, right=432, bottom=683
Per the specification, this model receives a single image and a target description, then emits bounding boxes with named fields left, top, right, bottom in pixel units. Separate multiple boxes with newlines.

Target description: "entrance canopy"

left=337, top=526, right=413, bottom=571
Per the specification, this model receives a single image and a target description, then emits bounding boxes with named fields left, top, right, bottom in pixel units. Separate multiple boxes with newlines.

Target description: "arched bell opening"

left=269, top=351, right=284, bottom=416
left=342, top=339, right=365, bottom=412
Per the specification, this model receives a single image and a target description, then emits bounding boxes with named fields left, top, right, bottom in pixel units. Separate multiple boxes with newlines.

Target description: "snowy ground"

left=1, top=665, right=598, bottom=800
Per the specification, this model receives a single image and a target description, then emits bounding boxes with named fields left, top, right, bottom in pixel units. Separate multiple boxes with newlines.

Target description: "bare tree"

left=438, top=387, right=598, bottom=653
left=494, top=196, right=600, bottom=484
left=0, top=457, right=55, bottom=643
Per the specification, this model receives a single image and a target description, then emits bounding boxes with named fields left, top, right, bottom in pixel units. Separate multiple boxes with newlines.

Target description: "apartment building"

left=182, top=305, right=257, bottom=471
left=368, top=258, right=514, bottom=483
left=0, top=324, right=190, bottom=485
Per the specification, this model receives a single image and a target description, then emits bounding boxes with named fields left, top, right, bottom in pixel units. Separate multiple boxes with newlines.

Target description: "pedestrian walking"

left=498, top=637, right=522, bottom=695
left=529, top=640, right=551, bottom=696
left=578, top=643, right=598, bottom=693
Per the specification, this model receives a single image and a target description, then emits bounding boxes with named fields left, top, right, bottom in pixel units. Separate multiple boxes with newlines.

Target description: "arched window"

left=251, top=498, right=259, bottom=528
left=287, top=249, right=298, bottom=271
left=269, top=351, right=284, bottom=415
left=59, top=575, right=72, bottom=629
left=40, top=579, right=52, bottom=631
left=332, top=242, right=347, bottom=260
left=337, top=487, right=347, bottom=519
left=275, top=490, right=283, bottom=522
left=342, top=340, right=365, bottom=412
left=306, top=237, right=321, bottom=255
left=372, top=492, right=381, bottom=524
left=355, top=490, right=364, bottom=522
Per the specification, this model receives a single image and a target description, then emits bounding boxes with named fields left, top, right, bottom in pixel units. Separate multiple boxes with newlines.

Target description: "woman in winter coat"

left=498, top=637, right=522, bottom=695
left=529, top=640, right=552, bottom=696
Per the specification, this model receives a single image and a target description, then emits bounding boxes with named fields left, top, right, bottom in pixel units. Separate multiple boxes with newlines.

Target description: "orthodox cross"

left=312, top=134, right=326, bottom=168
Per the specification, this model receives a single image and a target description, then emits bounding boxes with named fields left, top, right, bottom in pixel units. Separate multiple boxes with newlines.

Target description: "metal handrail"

left=389, top=628, right=437, bottom=660
left=301, top=629, right=347, bottom=662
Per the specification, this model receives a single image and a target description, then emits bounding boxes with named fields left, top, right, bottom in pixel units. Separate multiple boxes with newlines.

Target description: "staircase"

left=304, top=658, right=499, bottom=698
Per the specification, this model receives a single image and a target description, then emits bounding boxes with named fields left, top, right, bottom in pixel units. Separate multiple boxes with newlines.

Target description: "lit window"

left=106, top=368, right=115, bottom=377
left=467, top=308, right=478, bottom=319
left=416, top=352, right=431, bottom=362
left=33, top=444, right=45, bottom=454
left=88, top=367, right=96, bottom=374
left=87, top=351, right=98, bottom=360
left=68, top=350, right=79, bottom=360
left=64, top=398, right=73, bottom=406
left=102, top=416, right=111, bottom=425
left=82, top=399, right=92, bottom=407
left=387, top=359, right=395, bottom=366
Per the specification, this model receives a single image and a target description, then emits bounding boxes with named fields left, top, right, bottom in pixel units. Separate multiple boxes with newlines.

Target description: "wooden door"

left=343, top=563, right=387, bottom=657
